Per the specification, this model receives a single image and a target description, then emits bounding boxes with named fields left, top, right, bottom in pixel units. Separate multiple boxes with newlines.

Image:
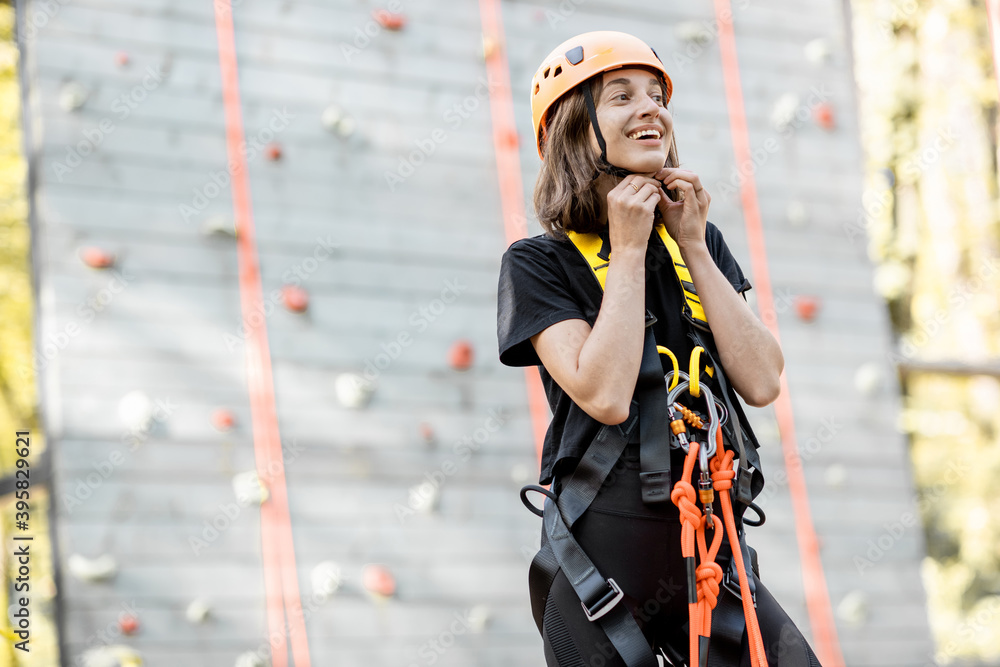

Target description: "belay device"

left=519, top=224, right=770, bottom=667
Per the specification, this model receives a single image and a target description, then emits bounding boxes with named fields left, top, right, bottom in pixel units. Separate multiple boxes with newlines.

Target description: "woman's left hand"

left=653, top=167, right=710, bottom=251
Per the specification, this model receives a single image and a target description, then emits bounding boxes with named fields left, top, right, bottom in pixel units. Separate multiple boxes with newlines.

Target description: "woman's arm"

left=530, top=175, right=664, bottom=425
left=655, top=166, right=783, bottom=407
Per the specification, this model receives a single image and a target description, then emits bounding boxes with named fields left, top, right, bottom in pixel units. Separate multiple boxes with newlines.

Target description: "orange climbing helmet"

left=530, top=31, right=673, bottom=160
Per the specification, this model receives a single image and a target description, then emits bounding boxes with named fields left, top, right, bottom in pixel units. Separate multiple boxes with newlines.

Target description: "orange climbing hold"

left=79, top=246, right=115, bottom=269
left=265, top=142, right=282, bottom=161
left=374, top=10, right=406, bottom=30
left=813, top=102, right=836, bottom=130
left=448, top=340, right=474, bottom=370
left=282, top=285, right=309, bottom=313
left=114, top=51, right=130, bottom=67
left=119, top=614, right=140, bottom=635
left=362, top=564, right=396, bottom=598
left=794, top=295, right=821, bottom=322
left=211, top=408, right=236, bottom=432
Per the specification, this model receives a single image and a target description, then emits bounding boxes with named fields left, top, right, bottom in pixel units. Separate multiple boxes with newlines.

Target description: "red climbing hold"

left=282, top=285, right=309, bottom=313
left=448, top=340, right=474, bottom=371
left=374, top=10, right=406, bottom=30
left=119, top=615, right=140, bottom=635
left=794, top=295, right=821, bottom=322
left=418, top=421, right=435, bottom=444
left=211, top=408, right=236, bottom=432
left=79, top=246, right=115, bottom=269
left=265, top=142, right=283, bottom=161
left=362, top=564, right=396, bottom=598
left=813, top=102, right=836, bottom=131
left=114, top=51, right=130, bottom=67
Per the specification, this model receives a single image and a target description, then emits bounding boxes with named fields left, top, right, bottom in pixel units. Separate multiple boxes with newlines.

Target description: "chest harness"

left=520, top=225, right=769, bottom=667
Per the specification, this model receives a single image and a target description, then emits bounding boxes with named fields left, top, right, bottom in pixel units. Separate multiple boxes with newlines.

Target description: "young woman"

left=497, top=31, right=822, bottom=666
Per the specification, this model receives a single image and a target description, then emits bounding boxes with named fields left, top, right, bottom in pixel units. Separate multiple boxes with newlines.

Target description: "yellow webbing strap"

left=656, top=345, right=680, bottom=391
left=565, top=230, right=609, bottom=290
left=653, top=225, right=709, bottom=330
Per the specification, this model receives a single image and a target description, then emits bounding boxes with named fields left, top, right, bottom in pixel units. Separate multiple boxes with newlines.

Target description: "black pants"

left=537, top=444, right=822, bottom=667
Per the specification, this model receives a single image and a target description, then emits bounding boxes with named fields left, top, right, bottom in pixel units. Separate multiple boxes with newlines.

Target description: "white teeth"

left=628, top=129, right=660, bottom=140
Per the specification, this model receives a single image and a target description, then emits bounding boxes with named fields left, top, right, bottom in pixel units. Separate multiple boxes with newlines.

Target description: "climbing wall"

left=16, top=0, right=931, bottom=665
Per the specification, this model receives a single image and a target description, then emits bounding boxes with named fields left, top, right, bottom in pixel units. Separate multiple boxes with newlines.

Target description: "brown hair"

left=533, top=74, right=680, bottom=238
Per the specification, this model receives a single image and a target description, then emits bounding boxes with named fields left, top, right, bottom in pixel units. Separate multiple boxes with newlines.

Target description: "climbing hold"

left=813, top=102, right=836, bottom=130
left=186, top=598, right=211, bottom=623
left=510, top=463, right=532, bottom=485
left=448, top=340, right=474, bottom=371
left=854, top=362, right=884, bottom=396
left=119, top=615, right=139, bottom=635
left=114, top=51, right=131, bottom=67
left=211, top=408, right=236, bottom=432
left=468, top=604, right=492, bottom=633
left=824, top=463, right=847, bottom=488
left=232, top=470, right=269, bottom=507
left=786, top=200, right=808, bottom=227
left=675, top=21, right=711, bottom=45
left=202, top=215, right=237, bottom=238
left=418, top=421, right=436, bottom=446
left=362, top=563, right=396, bottom=598
left=482, top=34, right=499, bottom=60
left=59, top=81, right=89, bottom=111
left=311, top=561, right=343, bottom=601
left=80, top=246, right=115, bottom=269
left=408, top=481, right=440, bottom=514
left=234, top=651, right=267, bottom=667
left=68, top=553, right=118, bottom=583
left=118, top=391, right=155, bottom=432
left=794, top=295, right=820, bottom=322
left=265, top=142, right=282, bottom=161
left=281, top=285, right=309, bottom=313
left=335, top=372, right=375, bottom=409
left=502, top=129, right=519, bottom=149
left=373, top=10, right=406, bottom=30
left=80, top=645, right=143, bottom=667
left=769, top=93, right=800, bottom=132
left=836, top=590, right=868, bottom=627
left=321, top=105, right=342, bottom=130
left=804, top=38, right=831, bottom=65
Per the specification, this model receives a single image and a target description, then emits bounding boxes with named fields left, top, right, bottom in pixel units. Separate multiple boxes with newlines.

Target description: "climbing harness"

left=519, top=224, right=769, bottom=666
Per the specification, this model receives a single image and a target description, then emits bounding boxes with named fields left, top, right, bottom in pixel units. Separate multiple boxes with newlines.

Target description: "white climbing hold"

left=824, top=463, right=847, bottom=488
left=202, top=215, right=237, bottom=238
left=234, top=651, right=268, bottom=667
left=232, top=470, right=269, bottom=507
left=770, top=93, right=801, bottom=133
left=510, top=463, right=532, bottom=485
left=836, top=590, right=868, bottom=627
left=68, top=553, right=118, bottom=583
left=185, top=598, right=211, bottom=623
left=786, top=200, right=808, bottom=227
left=854, top=362, right=884, bottom=396
left=311, top=561, right=343, bottom=601
left=81, top=644, right=143, bottom=667
left=59, top=81, right=89, bottom=111
left=408, top=481, right=440, bottom=514
left=335, top=373, right=375, bottom=409
left=118, top=390, right=155, bottom=433
left=468, top=604, right=492, bottom=633
left=804, top=38, right=832, bottom=65
left=336, top=116, right=357, bottom=138
left=321, top=104, right=343, bottom=130
left=674, top=21, right=711, bottom=44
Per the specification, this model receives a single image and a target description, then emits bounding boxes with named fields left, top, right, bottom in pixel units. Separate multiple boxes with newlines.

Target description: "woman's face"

left=589, top=67, right=672, bottom=174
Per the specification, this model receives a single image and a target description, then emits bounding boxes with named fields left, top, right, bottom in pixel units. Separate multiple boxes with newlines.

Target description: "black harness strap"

left=637, top=316, right=673, bottom=504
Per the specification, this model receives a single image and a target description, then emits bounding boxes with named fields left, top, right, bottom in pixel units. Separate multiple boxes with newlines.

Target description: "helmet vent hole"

left=543, top=67, right=550, bottom=78
left=553, top=65, right=562, bottom=77
left=534, top=83, right=540, bottom=94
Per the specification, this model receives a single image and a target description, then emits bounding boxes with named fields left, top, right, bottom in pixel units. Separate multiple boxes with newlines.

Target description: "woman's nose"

left=636, top=91, right=661, bottom=117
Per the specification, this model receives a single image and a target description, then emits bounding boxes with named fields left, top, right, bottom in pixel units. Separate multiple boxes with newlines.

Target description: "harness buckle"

left=581, top=578, right=624, bottom=622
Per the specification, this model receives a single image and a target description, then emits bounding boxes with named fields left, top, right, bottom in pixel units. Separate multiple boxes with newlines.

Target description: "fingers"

left=610, top=176, right=664, bottom=206
left=655, top=168, right=709, bottom=205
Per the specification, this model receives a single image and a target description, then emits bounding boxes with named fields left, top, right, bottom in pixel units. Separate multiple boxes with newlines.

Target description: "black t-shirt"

left=496, top=221, right=751, bottom=485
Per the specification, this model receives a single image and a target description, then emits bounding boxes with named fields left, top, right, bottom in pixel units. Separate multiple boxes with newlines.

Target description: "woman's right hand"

left=606, top=175, right=663, bottom=254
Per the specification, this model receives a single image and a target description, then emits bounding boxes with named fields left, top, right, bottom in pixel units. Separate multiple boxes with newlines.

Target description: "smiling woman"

left=498, top=31, right=816, bottom=666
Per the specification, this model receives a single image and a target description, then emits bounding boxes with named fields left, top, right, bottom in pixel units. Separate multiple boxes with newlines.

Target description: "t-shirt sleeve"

left=497, top=239, right=589, bottom=367
left=706, top=221, right=752, bottom=297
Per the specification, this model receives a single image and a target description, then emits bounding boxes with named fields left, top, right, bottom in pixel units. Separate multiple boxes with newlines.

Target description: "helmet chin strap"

left=582, top=83, right=634, bottom=180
